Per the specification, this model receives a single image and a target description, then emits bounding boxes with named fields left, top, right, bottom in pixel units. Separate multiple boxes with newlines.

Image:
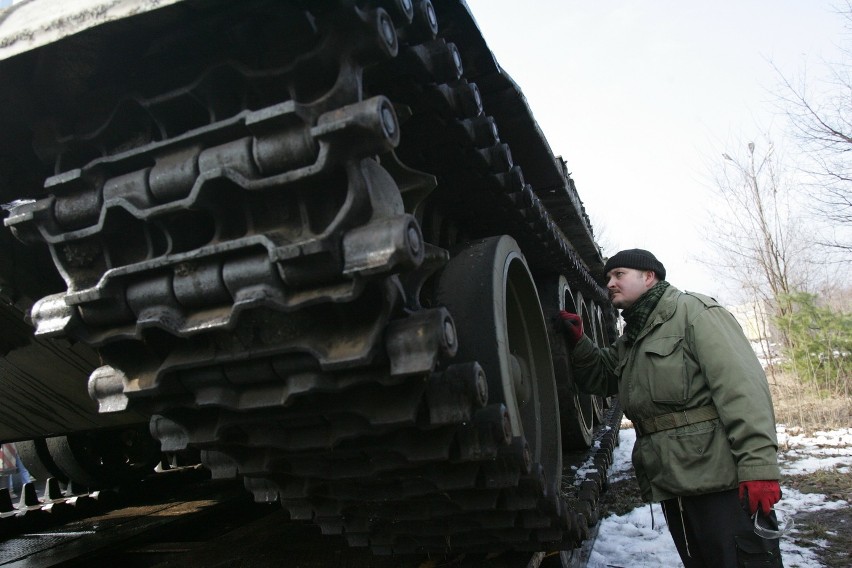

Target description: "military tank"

left=0, top=0, right=619, bottom=561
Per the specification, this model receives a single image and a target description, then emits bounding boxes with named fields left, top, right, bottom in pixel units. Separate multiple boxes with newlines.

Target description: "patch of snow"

left=778, top=426, right=852, bottom=475
left=590, top=424, right=852, bottom=567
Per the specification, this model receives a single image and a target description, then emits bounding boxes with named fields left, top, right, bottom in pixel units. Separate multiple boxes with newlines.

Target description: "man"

left=559, top=249, right=783, bottom=567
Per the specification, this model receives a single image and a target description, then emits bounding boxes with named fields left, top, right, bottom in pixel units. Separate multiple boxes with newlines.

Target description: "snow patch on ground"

left=589, top=425, right=851, bottom=567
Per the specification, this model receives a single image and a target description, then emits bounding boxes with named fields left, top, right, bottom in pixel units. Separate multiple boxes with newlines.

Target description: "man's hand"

left=739, top=480, right=781, bottom=515
left=558, top=311, right=583, bottom=347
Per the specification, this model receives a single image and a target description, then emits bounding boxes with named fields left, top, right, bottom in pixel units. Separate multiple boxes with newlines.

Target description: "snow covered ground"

left=587, top=423, right=852, bottom=568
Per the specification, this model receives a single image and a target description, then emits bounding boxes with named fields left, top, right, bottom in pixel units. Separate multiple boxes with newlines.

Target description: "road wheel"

left=45, top=426, right=161, bottom=490
left=435, top=235, right=561, bottom=492
left=537, top=275, right=593, bottom=450
left=15, top=438, right=68, bottom=485
left=574, top=291, right=606, bottom=427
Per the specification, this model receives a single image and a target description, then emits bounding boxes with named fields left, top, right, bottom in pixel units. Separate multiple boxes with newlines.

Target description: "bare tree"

left=705, top=138, right=814, bottom=341
left=773, top=1, right=852, bottom=252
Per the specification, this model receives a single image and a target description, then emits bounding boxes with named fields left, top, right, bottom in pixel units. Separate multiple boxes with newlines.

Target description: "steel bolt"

left=522, top=442, right=532, bottom=472
left=425, top=1, right=437, bottom=32
left=381, top=104, right=397, bottom=138
left=407, top=223, right=421, bottom=256
left=471, top=83, right=482, bottom=111
left=379, top=12, right=396, bottom=47
left=443, top=317, right=456, bottom=349
left=449, top=43, right=463, bottom=76
left=500, top=408, right=512, bottom=444
left=474, top=366, right=488, bottom=406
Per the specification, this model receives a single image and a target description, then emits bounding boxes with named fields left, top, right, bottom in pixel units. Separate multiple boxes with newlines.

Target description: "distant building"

left=728, top=300, right=773, bottom=342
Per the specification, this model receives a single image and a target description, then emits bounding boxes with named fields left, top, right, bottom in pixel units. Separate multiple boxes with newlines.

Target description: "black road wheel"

left=45, top=426, right=161, bottom=490
left=574, top=292, right=606, bottom=428
left=591, top=303, right=613, bottom=419
left=15, top=438, right=68, bottom=485
left=436, top=235, right=561, bottom=493
left=537, top=274, right=594, bottom=451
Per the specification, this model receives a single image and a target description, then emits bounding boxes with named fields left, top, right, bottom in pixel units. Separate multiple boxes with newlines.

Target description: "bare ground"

left=781, top=468, right=852, bottom=567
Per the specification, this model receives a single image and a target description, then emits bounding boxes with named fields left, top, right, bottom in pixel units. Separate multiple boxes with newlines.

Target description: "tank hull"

left=0, top=0, right=618, bottom=557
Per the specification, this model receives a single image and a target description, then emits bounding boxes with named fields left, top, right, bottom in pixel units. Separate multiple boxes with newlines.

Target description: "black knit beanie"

left=603, top=249, right=666, bottom=280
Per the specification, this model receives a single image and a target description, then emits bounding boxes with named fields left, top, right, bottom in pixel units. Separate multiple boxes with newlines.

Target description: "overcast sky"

left=1, top=1, right=845, bottom=303
left=464, top=0, right=847, bottom=304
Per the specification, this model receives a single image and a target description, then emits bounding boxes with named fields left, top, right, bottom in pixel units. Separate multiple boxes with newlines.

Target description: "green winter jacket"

left=571, top=285, right=780, bottom=502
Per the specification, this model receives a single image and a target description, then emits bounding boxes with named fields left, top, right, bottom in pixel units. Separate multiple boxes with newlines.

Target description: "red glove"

left=558, top=311, right=583, bottom=347
left=739, top=480, right=781, bottom=515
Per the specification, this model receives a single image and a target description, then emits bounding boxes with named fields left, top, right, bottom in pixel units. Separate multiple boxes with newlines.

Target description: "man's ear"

left=644, top=270, right=657, bottom=287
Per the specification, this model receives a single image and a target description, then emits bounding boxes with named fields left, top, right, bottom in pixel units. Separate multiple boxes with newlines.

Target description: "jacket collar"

left=634, top=284, right=681, bottom=343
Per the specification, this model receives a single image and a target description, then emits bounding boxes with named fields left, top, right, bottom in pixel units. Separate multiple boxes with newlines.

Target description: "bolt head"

left=380, top=13, right=396, bottom=47
left=380, top=104, right=397, bottom=138
left=443, top=317, right=456, bottom=349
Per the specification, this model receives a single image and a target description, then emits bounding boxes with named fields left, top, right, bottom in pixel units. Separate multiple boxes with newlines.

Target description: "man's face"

left=606, top=268, right=656, bottom=309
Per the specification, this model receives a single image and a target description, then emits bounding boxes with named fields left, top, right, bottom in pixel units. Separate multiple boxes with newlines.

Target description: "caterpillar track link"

left=0, top=0, right=621, bottom=560
left=0, top=211, right=147, bottom=442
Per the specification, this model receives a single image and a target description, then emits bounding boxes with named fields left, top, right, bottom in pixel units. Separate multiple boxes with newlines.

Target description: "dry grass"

left=766, top=369, right=852, bottom=432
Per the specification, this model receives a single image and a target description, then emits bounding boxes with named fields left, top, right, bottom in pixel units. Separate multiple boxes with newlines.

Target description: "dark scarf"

left=621, top=280, right=670, bottom=344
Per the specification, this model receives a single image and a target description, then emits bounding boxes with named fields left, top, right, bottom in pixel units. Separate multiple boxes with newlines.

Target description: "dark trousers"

left=661, top=489, right=783, bottom=568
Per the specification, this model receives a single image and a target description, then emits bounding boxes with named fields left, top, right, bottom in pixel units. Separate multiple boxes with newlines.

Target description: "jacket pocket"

left=660, top=422, right=738, bottom=496
left=642, top=335, right=687, bottom=403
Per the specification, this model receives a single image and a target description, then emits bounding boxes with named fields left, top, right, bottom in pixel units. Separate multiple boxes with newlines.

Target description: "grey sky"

left=465, top=0, right=846, bottom=303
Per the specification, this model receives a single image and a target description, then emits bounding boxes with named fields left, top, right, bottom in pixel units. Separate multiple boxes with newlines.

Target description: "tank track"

left=0, top=211, right=146, bottom=441
left=0, top=409, right=620, bottom=550
left=2, top=0, right=617, bottom=556
left=1, top=479, right=113, bottom=537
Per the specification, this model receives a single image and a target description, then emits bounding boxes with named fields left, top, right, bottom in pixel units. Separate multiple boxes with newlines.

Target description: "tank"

left=0, top=0, right=619, bottom=560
